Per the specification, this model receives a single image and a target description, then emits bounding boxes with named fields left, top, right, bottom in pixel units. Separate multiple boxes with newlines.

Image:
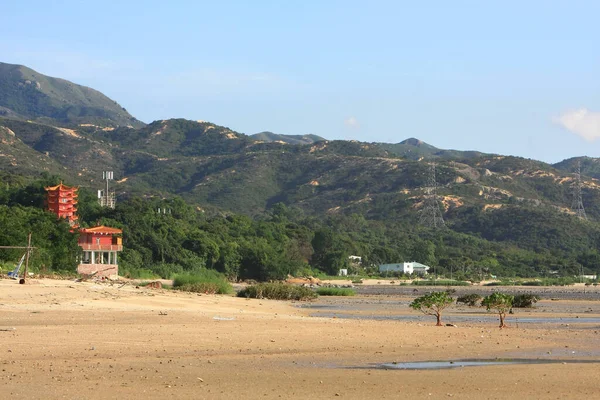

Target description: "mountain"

left=3, top=67, right=600, bottom=279
left=553, top=157, right=600, bottom=181
left=378, top=137, right=491, bottom=160
left=250, top=131, right=326, bottom=145
left=3, top=114, right=599, bottom=221
left=4, top=112, right=600, bottom=279
left=0, top=62, right=144, bottom=128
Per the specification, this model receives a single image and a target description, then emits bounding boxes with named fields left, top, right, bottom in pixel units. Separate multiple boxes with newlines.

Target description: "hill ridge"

left=0, top=61, right=144, bottom=128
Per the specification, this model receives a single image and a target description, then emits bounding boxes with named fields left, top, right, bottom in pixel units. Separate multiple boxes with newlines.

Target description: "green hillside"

left=2, top=66, right=600, bottom=281
left=379, top=138, right=491, bottom=160
left=0, top=62, right=144, bottom=128
left=250, top=131, right=326, bottom=145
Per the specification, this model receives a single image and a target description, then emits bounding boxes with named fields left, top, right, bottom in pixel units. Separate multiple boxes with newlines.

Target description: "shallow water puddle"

left=373, top=359, right=599, bottom=370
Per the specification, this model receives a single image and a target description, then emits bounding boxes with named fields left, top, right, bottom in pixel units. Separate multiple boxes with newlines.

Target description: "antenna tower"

left=571, top=161, right=587, bottom=220
left=419, top=162, right=445, bottom=229
left=98, top=171, right=116, bottom=209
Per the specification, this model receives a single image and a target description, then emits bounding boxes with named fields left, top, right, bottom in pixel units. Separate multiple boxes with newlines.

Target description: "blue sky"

left=1, top=1, right=599, bottom=162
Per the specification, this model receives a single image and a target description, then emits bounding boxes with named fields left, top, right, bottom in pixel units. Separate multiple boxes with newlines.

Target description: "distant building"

left=338, top=269, right=348, bottom=276
left=379, top=262, right=430, bottom=275
left=348, top=255, right=362, bottom=264
left=44, top=183, right=79, bottom=228
left=45, top=183, right=123, bottom=278
left=78, top=226, right=123, bottom=278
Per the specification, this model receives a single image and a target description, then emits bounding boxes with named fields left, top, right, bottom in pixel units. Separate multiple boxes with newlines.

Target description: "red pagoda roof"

left=45, top=183, right=78, bottom=191
left=80, top=225, right=122, bottom=235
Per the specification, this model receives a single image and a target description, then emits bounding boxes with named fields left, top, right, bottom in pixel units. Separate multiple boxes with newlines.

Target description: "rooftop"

left=45, top=182, right=78, bottom=191
left=80, top=225, right=122, bottom=235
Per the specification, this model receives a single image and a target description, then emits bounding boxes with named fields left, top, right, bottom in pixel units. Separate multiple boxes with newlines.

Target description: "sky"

left=1, top=0, right=599, bottom=163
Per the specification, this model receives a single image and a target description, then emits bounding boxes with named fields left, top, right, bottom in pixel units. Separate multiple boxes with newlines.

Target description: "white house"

left=378, top=262, right=430, bottom=275
left=348, top=255, right=362, bottom=264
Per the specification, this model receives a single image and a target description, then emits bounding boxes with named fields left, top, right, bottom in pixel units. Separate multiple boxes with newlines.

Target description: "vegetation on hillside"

left=1, top=174, right=600, bottom=282
left=0, top=62, right=143, bottom=128
left=1, top=71, right=600, bottom=283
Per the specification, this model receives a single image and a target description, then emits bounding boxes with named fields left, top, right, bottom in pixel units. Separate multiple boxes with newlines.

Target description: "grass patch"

left=316, top=287, right=356, bottom=296
left=237, top=283, right=317, bottom=301
left=485, top=277, right=585, bottom=287
left=172, top=270, right=233, bottom=294
left=412, top=280, right=470, bottom=286
left=121, top=268, right=160, bottom=280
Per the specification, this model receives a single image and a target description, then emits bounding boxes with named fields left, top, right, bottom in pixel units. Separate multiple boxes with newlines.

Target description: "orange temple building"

left=45, top=183, right=123, bottom=278
left=77, top=226, right=123, bottom=278
left=44, top=183, right=79, bottom=228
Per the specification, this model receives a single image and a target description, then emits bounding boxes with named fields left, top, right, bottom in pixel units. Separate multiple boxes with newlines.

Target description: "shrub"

left=121, top=268, right=159, bottom=280
left=237, top=283, right=317, bottom=301
left=521, top=281, right=543, bottom=286
left=512, top=294, right=540, bottom=308
left=172, top=270, right=233, bottom=294
left=484, top=280, right=517, bottom=286
left=316, top=287, right=356, bottom=296
left=412, top=280, right=470, bottom=286
left=457, top=293, right=483, bottom=306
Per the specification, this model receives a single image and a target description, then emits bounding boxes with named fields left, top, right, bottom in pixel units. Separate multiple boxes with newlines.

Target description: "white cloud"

left=554, top=109, right=600, bottom=142
left=344, top=116, right=360, bottom=129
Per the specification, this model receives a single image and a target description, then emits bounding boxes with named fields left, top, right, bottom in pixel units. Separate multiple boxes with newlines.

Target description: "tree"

left=482, top=292, right=514, bottom=328
left=409, top=291, right=454, bottom=326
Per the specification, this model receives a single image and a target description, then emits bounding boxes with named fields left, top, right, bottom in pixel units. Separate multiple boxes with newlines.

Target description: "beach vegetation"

left=172, top=270, right=233, bottom=294
left=482, top=292, right=514, bottom=328
left=409, top=291, right=454, bottom=326
left=237, top=283, right=317, bottom=301
left=315, top=287, right=356, bottom=296
left=456, top=293, right=483, bottom=306
left=512, top=294, right=540, bottom=308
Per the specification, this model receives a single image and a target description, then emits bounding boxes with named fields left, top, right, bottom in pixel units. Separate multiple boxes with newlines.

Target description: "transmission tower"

left=98, top=171, right=116, bottom=209
left=419, top=162, right=445, bottom=229
left=571, top=161, right=587, bottom=220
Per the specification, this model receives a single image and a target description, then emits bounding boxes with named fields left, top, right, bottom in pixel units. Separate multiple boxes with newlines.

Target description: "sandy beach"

left=1, top=278, right=600, bottom=399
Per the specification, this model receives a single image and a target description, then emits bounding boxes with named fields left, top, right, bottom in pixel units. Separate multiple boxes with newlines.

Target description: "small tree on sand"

left=409, top=291, right=454, bottom=326
left=482, top=292, right=514, bottom=328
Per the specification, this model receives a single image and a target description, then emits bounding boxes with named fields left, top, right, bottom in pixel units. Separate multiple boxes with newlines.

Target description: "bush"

left=172, top=270, right=233, bottom=294
left=316, top=287, right=356, bottom=296
left=484, top=280, right=518, bottom=286
left=412, top=280, right=470, bottom=286
left=457, top=293, right=482, bottom=306
left=521, top=280, right=543, bottom=286
left=512, top=294, right=540, bottom=308
left=121, top=268, right=159, bottom=280
left=237, top=283, right=317, bottom=301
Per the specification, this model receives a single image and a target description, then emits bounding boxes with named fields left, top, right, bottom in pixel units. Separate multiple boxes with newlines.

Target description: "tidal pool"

left=372, top=359, right=599, bottom=370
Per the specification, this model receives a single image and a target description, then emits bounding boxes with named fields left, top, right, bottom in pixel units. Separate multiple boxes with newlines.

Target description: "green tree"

left=482, top=292, right=514, bottom=328
left=409, top=291, right=454, bottom=326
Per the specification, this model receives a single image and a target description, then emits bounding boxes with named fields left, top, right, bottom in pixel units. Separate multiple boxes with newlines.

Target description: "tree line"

left=1, top=175, right=600, bottom=281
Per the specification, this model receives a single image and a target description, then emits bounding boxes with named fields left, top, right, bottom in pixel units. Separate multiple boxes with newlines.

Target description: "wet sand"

left=1, top=278, right=600, bottom=399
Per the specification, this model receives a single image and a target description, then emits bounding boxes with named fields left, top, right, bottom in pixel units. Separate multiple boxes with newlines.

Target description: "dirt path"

left=1, top=279, right=599, bottom=399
